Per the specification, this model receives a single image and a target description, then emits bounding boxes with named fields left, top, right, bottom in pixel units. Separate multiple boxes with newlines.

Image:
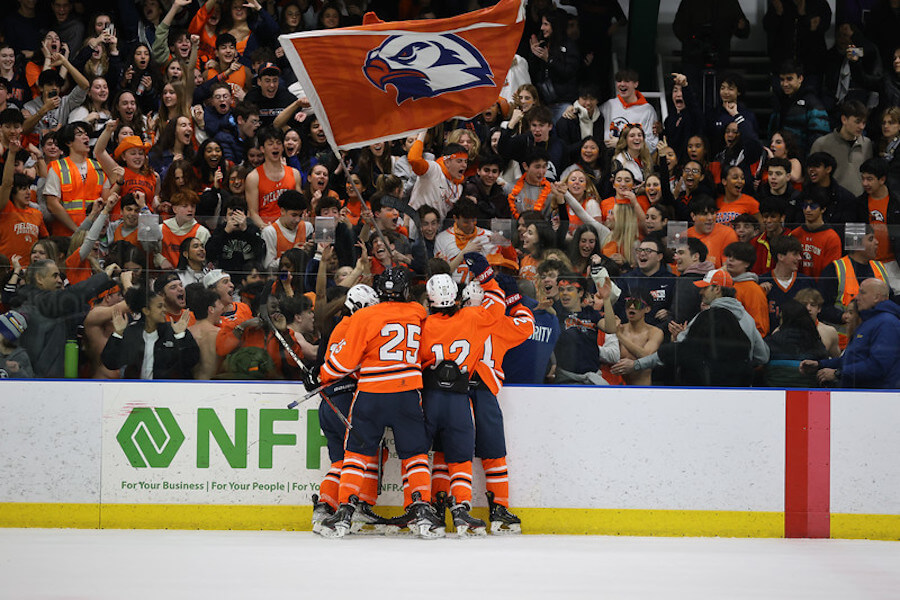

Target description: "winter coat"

left=101, top=321, right=199, bottom=380
left=819, top=300, right=900, bottom=388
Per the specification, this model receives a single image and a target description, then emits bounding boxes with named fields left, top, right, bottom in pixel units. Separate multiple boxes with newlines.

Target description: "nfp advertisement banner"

left=100, top=382, right=406, bottom=506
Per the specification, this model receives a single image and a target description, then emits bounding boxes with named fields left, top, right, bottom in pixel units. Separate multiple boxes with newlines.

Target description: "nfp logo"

left=117, top=407, right=185, bottom=468
left=363, top=33, right=494, bottom=104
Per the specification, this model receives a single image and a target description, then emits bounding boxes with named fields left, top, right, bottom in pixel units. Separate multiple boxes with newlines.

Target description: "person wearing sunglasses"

left=615, top=291, right=663, bottom=386
left=787, top=191, right=842, bottom=279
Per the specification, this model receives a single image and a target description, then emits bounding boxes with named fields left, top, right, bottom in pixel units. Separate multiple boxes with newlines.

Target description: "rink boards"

left=0, top=381, right=897, bottom=539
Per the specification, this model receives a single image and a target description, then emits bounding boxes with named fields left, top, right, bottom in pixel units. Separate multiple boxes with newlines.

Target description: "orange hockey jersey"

left=419, top=279, right=505, bottom=376
left=321, top=301, right=427, bottom=393
left=473, top=303, right=535, bottom=395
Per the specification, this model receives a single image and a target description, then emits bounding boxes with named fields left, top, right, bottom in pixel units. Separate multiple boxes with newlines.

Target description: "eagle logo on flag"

left=363, top=33, right=495, bottom=104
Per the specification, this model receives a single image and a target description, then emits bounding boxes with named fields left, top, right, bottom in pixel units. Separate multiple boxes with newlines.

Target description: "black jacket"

left=102, top=321, right=199, bottom=379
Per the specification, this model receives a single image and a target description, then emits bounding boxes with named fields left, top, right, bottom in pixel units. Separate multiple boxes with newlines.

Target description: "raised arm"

left=93, top=119, right=121, bottom=179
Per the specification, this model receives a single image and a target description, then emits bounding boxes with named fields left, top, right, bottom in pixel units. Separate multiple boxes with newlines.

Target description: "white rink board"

left=831, top=390, right=900, bottom=514
left=6, top=382, right=784, bottom=512
left=0, top=381, right=101, bottom=503
left=501, top=386, right=786, bottom=511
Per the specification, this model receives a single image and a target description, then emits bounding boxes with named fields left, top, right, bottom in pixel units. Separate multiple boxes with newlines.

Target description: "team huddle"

left=306, top=252, right=534, bottom=539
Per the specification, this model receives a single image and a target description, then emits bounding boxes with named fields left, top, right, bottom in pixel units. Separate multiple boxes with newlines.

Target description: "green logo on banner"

left=117, top=407, right=185, bottom=468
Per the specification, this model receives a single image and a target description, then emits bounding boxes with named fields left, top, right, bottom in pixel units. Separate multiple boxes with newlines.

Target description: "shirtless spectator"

left=185, top=282, right=223, bottom=379
left=793, top=287, right=841, bottom=359
left=154, top=271, right=195, bottom=326
left=82, top=272, right=134, bottom=378
left=615, top=291, right=663, bottom=386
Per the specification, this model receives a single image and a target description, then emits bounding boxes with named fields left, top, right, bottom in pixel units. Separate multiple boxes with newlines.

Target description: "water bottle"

left=64, top=339, right=79, bottom=378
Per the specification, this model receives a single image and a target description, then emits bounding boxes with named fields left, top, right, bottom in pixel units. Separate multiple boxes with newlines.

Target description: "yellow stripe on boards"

left=2, top=503, right=783, bottom=537
left=0, top=503, right=100, bottom=529
left=831, top=514, right=900, bottom=541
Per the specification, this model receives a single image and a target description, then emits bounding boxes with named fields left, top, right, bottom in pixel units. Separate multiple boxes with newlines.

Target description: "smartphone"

left=48, top=90, right=58, bottom=98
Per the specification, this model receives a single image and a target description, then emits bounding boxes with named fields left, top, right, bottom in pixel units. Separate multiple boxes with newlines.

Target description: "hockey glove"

left=464, top=252, right=493, bottom=283
left=495, top=273, right=522, bottom=308
left=302, top=367, right=320, bottom=392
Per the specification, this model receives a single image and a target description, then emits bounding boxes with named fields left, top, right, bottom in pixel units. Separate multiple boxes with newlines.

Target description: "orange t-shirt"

left=599, top=195, right=650, bottom=222
left=519, top=254, right=540, bottom=282
left=688, top=223, right=739, bottom=268
left=118, top=168, right=157, bottom=221
left=716, top=194, right=759, bottom=225
left=64, top=250, right=92, bottom=285
left=868, top=194, right=896, bottom=263
left=789, top=225, right=842, bottom=279
left=0, top=202, right=48, bottom=266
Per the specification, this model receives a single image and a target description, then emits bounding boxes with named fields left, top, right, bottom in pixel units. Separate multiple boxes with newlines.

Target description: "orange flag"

left=279, top=0, right=525, bottom=150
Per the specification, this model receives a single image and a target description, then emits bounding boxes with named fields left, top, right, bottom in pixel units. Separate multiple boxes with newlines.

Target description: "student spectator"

left=687, top=195, right=738, bottom=268
left=822, top=23, right=883, bottom=117
left=761, top=130, right=804, bottom=190
left=185, top=282, right=224, bottom=379
left=551, top=272, right=617, bottom=385
left=0, top=309, right=32, bottom=378
left=506, top=149, right=560, bottom=220
left=616, top=269, right=770, bottom=386
left=95, top=122, right=160, bottom=220
left=498, top=106, right=565, bottom=180
left=433, top=198, right=496, bottom=283
left=858, top=157, right=900, bottom=288
left=758, top=235, right=815, bottom=332
left=245, top=126, right=303, bottom=229
left=716, top=166, right=760, bottom=226
left=82, top=273, right=135, bottom=379
left=102, top=285, right=199, bottom=379
left=801, top=278, right=900, bottom=388
left=615, top=291, right=663, bottom=386
left=805, top=151, right=865, bottom=225
left=0, top=139, right=48, bottom=267
left=768, top=61, right=830, bottom=154
left=519, top=218, right=557, bottom=283
left=599, top=69, right=660, bottom=151
left=794, top=287, right=841, bottom=358
left=671, top=237, right=713, bottom=324
left=157, top=189, right=211, bottom=269
left=763, top=0, right=832, bottom=88
left=43, top=122, right=111, bottom=236
left=527, top=8, right=580, bottom=122
left=723, top=241, right=771, bottom=337
left=790, top=190, right=844, bottom=281
left=663, top=73, right=703, bottom=160
left=879, top=106, right=900, bottom=193
left=555, top=85, right=604, bottom=159
left=669, top=159, right=715, bottom=223
left=763, top=299, right=829, bottom=387
left=463, top=154, right=509, bottom=220
left=261, top=189, right=313, bottom=270
left=2, top=0, right=44, bottom=60
left=406, top=131, right=466, bottom=221
left=731, top=214, right=760, bottom=245
left=611, top=124, right=653, bottom=189
left=707, top=72, right=759, bottom=153
left=602, top=170, right=646, bottom=271
left=818, top=225, right=891, bottom=324
left=809, top=100, right=873, bottom=196
left=711, top=101, right=764, bottom=186
left=22, top=53, right=90, bottom=140
left=616, top=238, right=674, bottom=331
left=176, top=237, right=209, bottom=286
left=756, top=158, right=802, bottom=229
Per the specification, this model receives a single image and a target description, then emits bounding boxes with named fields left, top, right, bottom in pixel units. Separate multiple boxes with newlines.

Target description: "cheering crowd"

left=0, top=0, right=898, bottom=389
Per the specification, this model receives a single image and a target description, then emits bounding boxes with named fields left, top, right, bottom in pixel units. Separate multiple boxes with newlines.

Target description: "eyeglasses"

left=635, top=247, right=659, bottom=255
left=802, top=202, right=821, bottom=209
left=683, top=168, right=701, bottom=175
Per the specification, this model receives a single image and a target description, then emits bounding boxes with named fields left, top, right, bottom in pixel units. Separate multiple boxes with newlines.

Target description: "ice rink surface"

left=2, top=528, right=899, bottom=599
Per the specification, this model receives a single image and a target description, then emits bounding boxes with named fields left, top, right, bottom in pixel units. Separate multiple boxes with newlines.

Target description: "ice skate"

left=487, top=491, right=521, bottom=534
left=384, top=492, right=445, bottom=538
left=311, top=494, right=335, bottom=535
left=316, top=498, right=356, bottom=539
left=432, top=491, right=449, bottom=530
left=448, top=496, right=487, bottom=537
left=350, top=500, right=389, bottom=535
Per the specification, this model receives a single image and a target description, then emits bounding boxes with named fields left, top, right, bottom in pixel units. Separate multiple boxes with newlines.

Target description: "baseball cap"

left=694, top=269, right=734, bottom=288
left=203, top=269, right=229, bottom=289
left=153, top=272, right=181, bottom=294
left=258, top=62, right=280, bottom=77
left=0, top=310, right=27, bottom=342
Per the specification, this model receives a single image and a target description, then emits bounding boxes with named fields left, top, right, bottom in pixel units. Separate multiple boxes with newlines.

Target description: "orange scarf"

left=507, top=174, right=552, bottom=219
left=453, top=224, right=478, bottom=251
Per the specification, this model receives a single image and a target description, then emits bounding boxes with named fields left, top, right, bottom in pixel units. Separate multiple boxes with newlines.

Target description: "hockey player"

left=316, top=267, right=443, bottom=539
left=418, top=253, right=505, bottom=536
left=474, top=275, right=534, bottom=533
left=311, top=284, right=384, bottom=535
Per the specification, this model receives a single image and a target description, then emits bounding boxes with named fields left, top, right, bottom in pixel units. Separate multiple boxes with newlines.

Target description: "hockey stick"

left=264, top=314, right=356, bottom=432
left=376, top=433, right=388, bottom=497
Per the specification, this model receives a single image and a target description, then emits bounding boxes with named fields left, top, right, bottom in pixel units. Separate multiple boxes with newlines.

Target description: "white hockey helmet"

left=426, top=273, right=458, bottom=308
left=460, top=280, right=484, bottom=307
left=344, top=284, right=380, bottom=313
